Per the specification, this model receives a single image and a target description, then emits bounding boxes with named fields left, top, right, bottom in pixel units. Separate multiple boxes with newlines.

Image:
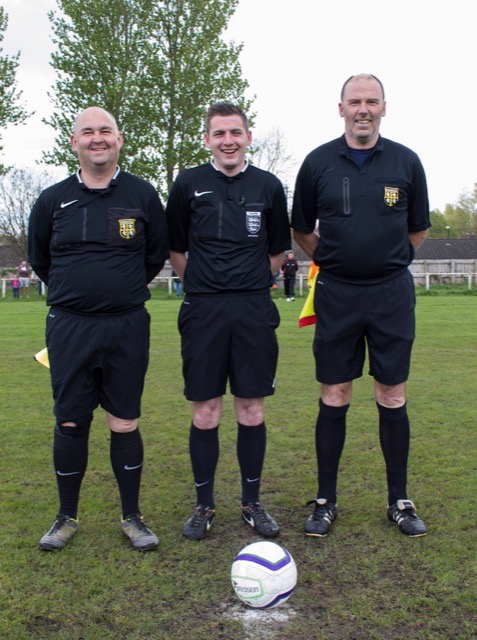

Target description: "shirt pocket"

left=241, top=202, right=266, bottom=241
left=51, top=205, right=89, bottom=248
left=373, top=178, right=408, bottom=215
left=316, top=175, right=353, bottom=218
left=191, top=197, right=221, bottom=240
left=107, top=208, right=146, bottom=248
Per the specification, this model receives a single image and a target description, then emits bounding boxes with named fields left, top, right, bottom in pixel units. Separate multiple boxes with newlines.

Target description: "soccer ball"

left=231, top=541, right=297, bottom=609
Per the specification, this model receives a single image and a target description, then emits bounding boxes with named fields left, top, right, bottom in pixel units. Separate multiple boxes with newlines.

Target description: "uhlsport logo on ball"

left=231, top=541, right=297, bottom=609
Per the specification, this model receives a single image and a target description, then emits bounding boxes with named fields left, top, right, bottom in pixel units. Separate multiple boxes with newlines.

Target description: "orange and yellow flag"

left=298, top=264, right=319, bottom=327
left=34, top=347, right=50, bottom=369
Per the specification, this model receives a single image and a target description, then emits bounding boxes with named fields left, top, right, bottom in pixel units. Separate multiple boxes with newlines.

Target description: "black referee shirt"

left=28, top=170, right=169, bottom=313
left=291, top=135, right=430, bottom=283
left=166, top=162, right=291, bottom=294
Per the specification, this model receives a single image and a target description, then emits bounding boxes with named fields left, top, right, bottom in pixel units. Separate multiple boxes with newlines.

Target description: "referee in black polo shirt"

left=292, top=74, right=430, bottom=539
left=166, top=103, right=290, bottom=540
left=29, top=107, right=168, bottom=551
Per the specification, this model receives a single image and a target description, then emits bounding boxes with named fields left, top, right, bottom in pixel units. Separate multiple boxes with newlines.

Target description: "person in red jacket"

left=281, top=251, right=299, bottom=301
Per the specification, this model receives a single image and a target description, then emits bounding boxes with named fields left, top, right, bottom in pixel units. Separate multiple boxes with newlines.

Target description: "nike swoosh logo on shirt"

left=194, top=190, right=213, bottom=197
left=60, top=200, right=79, bottom=208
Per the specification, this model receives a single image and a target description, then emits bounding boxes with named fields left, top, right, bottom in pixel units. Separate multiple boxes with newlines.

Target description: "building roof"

left=292, top=238, right=477, bottom=263
left=414, top=238, right=477, bottom=260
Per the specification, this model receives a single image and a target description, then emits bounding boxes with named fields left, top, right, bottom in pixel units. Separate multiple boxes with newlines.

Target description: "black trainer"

left=241, top=502, right=280, bottom=538
left=183, top=504, right=215, bottom=540
left=305, top=498, right=337, bottom=537
left=387, top=499, right=427, bottom=537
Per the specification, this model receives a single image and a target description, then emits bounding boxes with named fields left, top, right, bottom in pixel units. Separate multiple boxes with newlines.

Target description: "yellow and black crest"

left=384, top=187, right=399, bottom=207
left=118, top=218, right=136, bottom=239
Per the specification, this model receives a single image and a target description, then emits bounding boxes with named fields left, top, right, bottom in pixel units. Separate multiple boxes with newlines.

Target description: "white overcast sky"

left=2, top=0, right=476, bottom=211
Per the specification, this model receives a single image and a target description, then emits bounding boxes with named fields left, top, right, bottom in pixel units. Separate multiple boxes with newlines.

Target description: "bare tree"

left=0, top=168, right=54, bottom=259
left=250, top=127, right=296, bottom=204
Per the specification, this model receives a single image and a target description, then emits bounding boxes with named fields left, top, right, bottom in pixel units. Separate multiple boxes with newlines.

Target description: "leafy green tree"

left=0, top=7, right=31, bottom=174
left=429, top=209, right=448, bottom=238
left=455, top=189, right=477, bottom=237
left=443, top=190, right=477, bottom=238
left=43, top=0, right=252, bottom=197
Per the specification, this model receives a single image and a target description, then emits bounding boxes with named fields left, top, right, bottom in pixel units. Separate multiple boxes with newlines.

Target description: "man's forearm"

left=293, top=229, right=319, bottom=260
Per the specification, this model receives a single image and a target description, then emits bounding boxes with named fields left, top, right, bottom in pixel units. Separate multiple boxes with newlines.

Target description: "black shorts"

left=313, top=270, right=416, bottom=385
left=46, top=306, right=150, bottom=422
left=178, top=293, right=280, bottom=401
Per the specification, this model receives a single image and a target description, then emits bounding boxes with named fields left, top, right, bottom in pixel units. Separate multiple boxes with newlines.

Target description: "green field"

left=0, top=288, right=475, bottom=639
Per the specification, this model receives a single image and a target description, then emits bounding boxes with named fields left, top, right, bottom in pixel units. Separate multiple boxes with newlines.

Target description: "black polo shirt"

left=28, top=169, right=169, bottom=313
left=166, top=162, right=291, bottom=294
left=291, top=135, right=430, bottom=283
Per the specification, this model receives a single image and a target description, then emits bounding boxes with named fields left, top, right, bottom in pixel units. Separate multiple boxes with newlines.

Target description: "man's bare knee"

left=192, top=398, right=222, bottom=429
left=234, top=397, right=265, bottom=426
left=107, top=413, right=138, bottom=433
left=374, top=382, right=407, bottom=408
left=320, top=382, right=353, bottom=407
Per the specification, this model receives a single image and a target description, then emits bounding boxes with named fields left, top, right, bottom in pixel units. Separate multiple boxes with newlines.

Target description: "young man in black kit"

left=166, top=103, right=290, bottom=540
left=29, top=107, right=169, bottom=551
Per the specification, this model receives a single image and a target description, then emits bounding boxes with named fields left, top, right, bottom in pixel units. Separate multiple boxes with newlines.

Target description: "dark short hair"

left=340, top=74, right=385, bottom=101
left=205, top=102, right=249, bottom=133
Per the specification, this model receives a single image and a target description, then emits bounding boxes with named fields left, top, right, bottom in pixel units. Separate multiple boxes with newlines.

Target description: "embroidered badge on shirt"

left=118, top=218, right=136, bottom=239
left=384, top=187, right=399, bottom=207
left=246, top=211, right=261, bottom=235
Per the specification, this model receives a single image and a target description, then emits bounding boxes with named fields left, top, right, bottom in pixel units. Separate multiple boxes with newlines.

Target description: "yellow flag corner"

left=34, top=347, right=50, bottom=369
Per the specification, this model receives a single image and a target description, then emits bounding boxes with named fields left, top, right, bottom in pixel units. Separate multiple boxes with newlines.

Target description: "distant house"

left=412, top=238, right=477, bottom=287
left=290, top=238, right=477, bottom=288
left=414, top=238, right=477, bottom=260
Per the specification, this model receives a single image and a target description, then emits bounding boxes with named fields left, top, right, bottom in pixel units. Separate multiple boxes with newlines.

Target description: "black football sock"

left=377, top=403, right=410, bottom=506
left=237, top=422, right=266, bottom=504
left=315, top=399, right=349, bottom=504
left=53, top=426, right=89, bottom=519
left=110, top=428, right=144, bottom=518
left=189, top=424, right=219, bottom=509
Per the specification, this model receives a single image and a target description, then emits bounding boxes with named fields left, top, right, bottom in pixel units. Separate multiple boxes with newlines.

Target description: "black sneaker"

left=387, top=499, right=427, bottom=537
left=183, top=505, right=215, bottom=540
left=121, top=514, right=159, bottom=550
left=305, top=498, right=337, bottom=537
left=39, top=514, right=78, bottom=550
left=241, top=502, right=280, bottom=538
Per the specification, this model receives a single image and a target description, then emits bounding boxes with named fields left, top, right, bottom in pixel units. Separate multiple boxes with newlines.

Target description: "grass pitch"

left=0, top=286, right=475, bottom=639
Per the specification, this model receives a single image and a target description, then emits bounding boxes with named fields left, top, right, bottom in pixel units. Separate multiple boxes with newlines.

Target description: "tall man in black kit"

left=292, top=75, right=430, bottom=538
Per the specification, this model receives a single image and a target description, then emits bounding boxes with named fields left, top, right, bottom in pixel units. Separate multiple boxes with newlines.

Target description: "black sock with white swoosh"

left=189, top=424, right=219, bottom=508
left=54, top=427, right=89, bottom=519
left=110, top=428, right=144, bottom=518
left=237, top=422, right=266, bottom=504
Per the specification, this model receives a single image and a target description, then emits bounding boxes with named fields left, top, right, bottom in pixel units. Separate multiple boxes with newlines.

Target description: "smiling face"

left=204, top=114, right=252, bottom=176
left=70, top=107, right=123, bottom=175
left=339, top=75, right=386, bottom=149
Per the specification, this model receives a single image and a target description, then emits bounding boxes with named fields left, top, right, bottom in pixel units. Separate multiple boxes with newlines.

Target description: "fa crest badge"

left=119, top=218, right=136, bottom=239
left=246, top=211, right=261, bottom=235
left=384, top=187, right=399, bottom=207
